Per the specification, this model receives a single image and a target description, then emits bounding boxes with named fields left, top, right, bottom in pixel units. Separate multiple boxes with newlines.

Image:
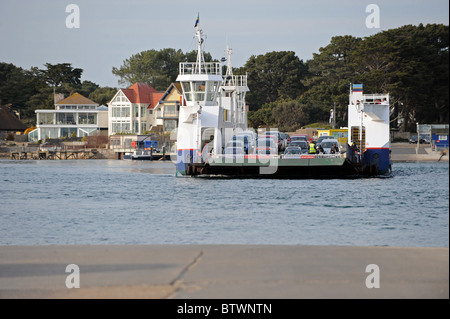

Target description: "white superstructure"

left=347, top=84, right=391, bottom=174
left=175, top=18, right=249, bottom=174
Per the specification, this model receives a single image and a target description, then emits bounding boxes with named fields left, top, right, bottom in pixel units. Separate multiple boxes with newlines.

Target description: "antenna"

left=194, top=13, right=205, bottom=74
left=225, top=44, right=233, bottom=78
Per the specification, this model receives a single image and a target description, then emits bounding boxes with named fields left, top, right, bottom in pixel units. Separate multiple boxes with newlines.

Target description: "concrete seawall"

left=0, top=245, right=447, bottom=299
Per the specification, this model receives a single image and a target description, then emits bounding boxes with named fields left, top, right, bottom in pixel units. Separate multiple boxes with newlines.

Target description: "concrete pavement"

left=391, top=143, right=448, bottom=162
left=0, top=245, right=448, bottom=299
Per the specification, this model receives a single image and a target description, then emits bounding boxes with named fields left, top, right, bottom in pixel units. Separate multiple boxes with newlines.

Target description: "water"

left=0, top=160, right=448, bottom=247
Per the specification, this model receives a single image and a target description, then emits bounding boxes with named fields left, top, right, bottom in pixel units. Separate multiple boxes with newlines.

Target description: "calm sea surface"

left=0, top=159, right=448, bottom=247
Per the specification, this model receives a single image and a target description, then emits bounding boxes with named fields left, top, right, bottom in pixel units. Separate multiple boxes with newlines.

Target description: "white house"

left=108, top=82, right=164, bottom=135
left=29, top=93, right=108, bottom=141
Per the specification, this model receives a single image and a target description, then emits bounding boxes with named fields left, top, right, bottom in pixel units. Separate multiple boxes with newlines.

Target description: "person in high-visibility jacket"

left=309, top=141, right=316, bottom=154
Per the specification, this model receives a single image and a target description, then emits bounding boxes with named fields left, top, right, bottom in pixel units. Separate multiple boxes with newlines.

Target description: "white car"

left=256, top=136, right=278, bottom=155
left=236, top=131, right=256, bottom=154
left=320, top=139, right=340, bottom=154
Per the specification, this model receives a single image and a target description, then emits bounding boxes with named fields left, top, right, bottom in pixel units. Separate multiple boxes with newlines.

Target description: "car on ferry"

left=280, top=132, right=290, bottom=149
left=263, top=131, right=284, bottom=151
left=256, top=136, right=278, bottom=155
left=232, top=135, right=253, bottom=154
left=316, top=135, right=333, bottom=148
left=289, top=134, right=309, bottom=145
left=288, top=140, right=309, bottom=154
left=320, top=139, right=341, bottom=154
left=224, top=146, right=245, bottom=156
left=282, top=146, right=302, bottom=158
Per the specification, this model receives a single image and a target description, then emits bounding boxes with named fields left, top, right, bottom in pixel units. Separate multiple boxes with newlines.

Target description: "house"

left=151, top=82, right=182, bottom=133
left=108, top=82, right=164, bottom=135
left=28, top=93, right=108, bottom=141
left=0, top=104, right=28, bottom=138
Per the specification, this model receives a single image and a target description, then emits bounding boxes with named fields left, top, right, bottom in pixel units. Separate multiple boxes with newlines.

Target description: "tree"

left=242, top=51, right=307, bottom=110
left=88, top=87, right=117, bottom=105
left=40, top=63, right=83, bottom=90
left=0, top=63, right=38, bottom=112
left=112, top=48, right=215, bottom=90
left=352, top=24, right=449, bottom=130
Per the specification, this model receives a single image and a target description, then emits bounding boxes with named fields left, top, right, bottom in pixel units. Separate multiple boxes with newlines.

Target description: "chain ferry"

left=174, top=19, right=392, bottom=178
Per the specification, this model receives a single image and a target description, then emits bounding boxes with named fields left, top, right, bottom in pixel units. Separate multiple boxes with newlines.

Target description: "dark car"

left=288, top=140, right=308, bottom=153
left=316, top=135, right=333, bottom=147
left=409, top=135, right=428, bottom=144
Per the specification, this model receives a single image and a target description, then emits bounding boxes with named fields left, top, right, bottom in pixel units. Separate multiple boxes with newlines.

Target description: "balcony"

left=157, top=110, right=179, bottom=120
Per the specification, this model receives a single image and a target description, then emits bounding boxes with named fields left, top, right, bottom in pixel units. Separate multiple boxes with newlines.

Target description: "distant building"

left=28, top=93, right=108, bottom=141
left=0, top=104, right=28, bottom=138
left=108, top=83, right=164, bottom=135
left=152, top=82, right=182, bottom=133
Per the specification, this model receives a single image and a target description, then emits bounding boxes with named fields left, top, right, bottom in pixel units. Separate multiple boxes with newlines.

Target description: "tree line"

left=0, top=62, right=116, bottom=125
left=1, top=23, right=447, bottom=131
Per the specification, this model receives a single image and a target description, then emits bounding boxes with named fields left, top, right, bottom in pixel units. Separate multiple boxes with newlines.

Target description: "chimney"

left=54, top=93, right=65, bottom=104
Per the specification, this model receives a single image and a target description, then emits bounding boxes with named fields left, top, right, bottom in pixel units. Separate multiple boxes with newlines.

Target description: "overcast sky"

left=0, top=0, right=448, bottom=88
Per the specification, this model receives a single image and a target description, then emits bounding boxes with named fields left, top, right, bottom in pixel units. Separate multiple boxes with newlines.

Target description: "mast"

left=194, top=13, right=205, bottom=74
left=225, top=44, right=233, bottom=78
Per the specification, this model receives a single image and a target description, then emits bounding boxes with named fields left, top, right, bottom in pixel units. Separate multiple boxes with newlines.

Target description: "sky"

left=0, top=0, right=448, bottom=88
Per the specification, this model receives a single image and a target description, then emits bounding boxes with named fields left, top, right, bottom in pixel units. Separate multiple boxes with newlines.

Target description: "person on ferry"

left=317, top=144, right=325, bottom=154
left=309, top=141, right=316, bottom=154
left=330, top=143, right=339, bottom=154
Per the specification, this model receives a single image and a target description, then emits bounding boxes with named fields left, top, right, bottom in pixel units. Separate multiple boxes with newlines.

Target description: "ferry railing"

left=222, top=75, right=248, bottom=87
left=179, top=62, right=222, bottom=75
left=362, top=94, right=389, bottom=105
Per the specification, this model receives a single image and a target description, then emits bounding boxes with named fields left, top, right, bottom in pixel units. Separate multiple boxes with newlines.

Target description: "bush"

left=6, top=132, right=15, bottom=141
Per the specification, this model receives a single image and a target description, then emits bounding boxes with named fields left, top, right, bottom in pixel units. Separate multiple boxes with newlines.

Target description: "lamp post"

left=416, top=122, right=420, bottom=155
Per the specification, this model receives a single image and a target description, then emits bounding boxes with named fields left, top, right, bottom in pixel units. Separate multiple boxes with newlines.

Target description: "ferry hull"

left=362, top=148, right=392, bottom=176
left=177, top=156, right=362, bottom=178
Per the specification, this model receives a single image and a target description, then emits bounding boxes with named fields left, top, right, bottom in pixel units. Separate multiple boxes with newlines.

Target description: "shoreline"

left=0, top=143, right=448, bottom=162
left=0, top=244, right=448, bottom=299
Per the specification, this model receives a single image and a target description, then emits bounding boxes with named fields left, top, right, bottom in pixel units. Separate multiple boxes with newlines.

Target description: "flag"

left=194, top=13, right=199, bottom=28
left=329, top=110, right=334, bottom=123
left=352, top=84, right=363, bottom=92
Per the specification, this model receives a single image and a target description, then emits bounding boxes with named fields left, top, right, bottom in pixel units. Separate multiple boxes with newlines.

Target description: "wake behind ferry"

left=175, top=19, right=392, bottom=178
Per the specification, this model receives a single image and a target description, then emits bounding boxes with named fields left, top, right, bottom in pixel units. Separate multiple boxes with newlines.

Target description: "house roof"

left=120, top=83, right=164, bottom=109
left=160, top=82, right=183, bottom=102
left=0, top=105, right=28, bottom=131
left=56, top=92, right=98, bottom=105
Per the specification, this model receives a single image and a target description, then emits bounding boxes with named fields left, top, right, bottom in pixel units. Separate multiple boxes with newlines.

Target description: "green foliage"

left=88, top=87, right=117, bottom=105
left=241, top=51, right=307, bottom=110
left=1, top=24, right=448, bottom=132
left=111, top=48, right=215, bottom=91
left=40, top=63, right=83, bottom=88
left=300, top=24, right=449, bottom=131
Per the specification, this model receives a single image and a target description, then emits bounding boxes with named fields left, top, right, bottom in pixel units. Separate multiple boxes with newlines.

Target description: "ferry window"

left=181, top=82, right=191, bottom=93
left=206, top=82, right=218, bottom=101
left=194, top=81, right=206, bottom=92
left=194, top=92, right=205, bottom=102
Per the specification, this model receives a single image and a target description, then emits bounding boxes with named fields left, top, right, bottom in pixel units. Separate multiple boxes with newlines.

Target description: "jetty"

left=9, top=148, right=100, bottom=160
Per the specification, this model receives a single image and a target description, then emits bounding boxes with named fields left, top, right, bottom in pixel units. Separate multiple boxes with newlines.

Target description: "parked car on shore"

left=409, top=135, right=429, bottom=144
